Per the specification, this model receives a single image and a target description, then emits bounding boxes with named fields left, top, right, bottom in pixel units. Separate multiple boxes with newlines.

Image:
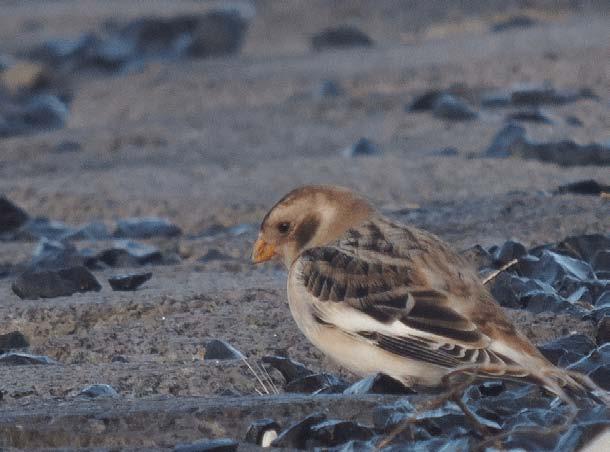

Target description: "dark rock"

left=566, top=285, right=593, bottom=305
left=108, top=272, right=152, bottom=291
left=406, top=89, right=444, bottom=112
left=521, top=139, right=610, bottom=166
left=509, top=84, right=595, bottom=106
left=54, top=140, right=81, bottom=153
left=516, top=250, right=594, bottom=286
left=31, top=11, right=249, bottom=74
left=185, top=10, right=249, bottom=58
left=0, top=54, right=14, bottom=71
left=113, top=217, right=181, bottom=239
left=484, top=123, right=527, bottom=158
left=592, top=306, right=610, bottom=324
left=588, top=366, right=610, bottom=391
left=555, top=413, right=610, bottom=452
left=432, top=94, right=477, bottom=120
left=485, top=123, right=610, bottom=165
left=307, top=420, right=374, bottom=448
left=491, top=15, right=537, bottom=32
left=372, top=399, right=416, bottom=431
left=480, top=90, right=511, bottom=107
left=0, top=264, right=12, bottom=279
left=311, top=26, right=373, bottom=51
left=556, top=179, right=610, bottom=196
left=593, top=251, right=610, bottom=274
left=19, top=217, right=76, bottom=241
left=86, top=35, right=135, bottom=72
left=460, top=244, right=493, bottom=271
left=198, top=249, right=232, bottom=262
left=539, top=334, right=596, bottom=367
left=79, top=384, right=119, bottom=398
left=565, top=115, right=583, bottom=127
left=0, top=196, right=29, bottom=234
left=271, top=413, right=327, bottom=449
left=422, top=414, right=476, bottom=438
left=323, top=439, right=378, bottom=451
left=396, top=438, right=473, bottom=452
left=341, top=137, right=381, bottom=157
left=197, top=223, right=254, bottom=238
left=261, top=355, right=313, bottom=383
left=522, top=292, right=584, bottom=315
left=507, top=108, right=553, bottom=124
left=174, top=438, right=238, bottom=452
left=285, top=372, right=347, bottom=394
left=568, top=344, right=610, bottom=390
left=478, top=381, right=506, bottom=397
left=557, top=277, right=609, bottom=307
left=0, top=352, right=57, bottom=365
left=555, top=234, right=610, bottom=265
left=226, top=223, right=254, bottom=236
left=12, top=266, right=102, bottom=300
left=596, top=316, right=610, bottom=345
left=244, top=419, right=281, bottom=447
left=473, top=384, right=551, bottom=423
left=203, top=339, right=243, bottom=360
left=111, top=355, right=129, bottom=363
left=0, top=331, right=29, bottom=354
left=318, top=79, right=343, bottom=98
left=489, top=272, right=554, bottom=309
left=28, top=33, right=99, bottom=69
left=379, top=402, right=474, bottom=439
left=97, top=240, right=163, bottom=267
left=63, top=222, right=110, bottom=241
left=492, top=240, right=527, bottom=266
left=343, top=373, right=414, bottom=395
left=21, top=94, right=68, bottom=130
left=123, top=11, right=248, bottom=60
left=29, top=238, right=86, bottom=271
left=503, top=429, right=562, bottom=451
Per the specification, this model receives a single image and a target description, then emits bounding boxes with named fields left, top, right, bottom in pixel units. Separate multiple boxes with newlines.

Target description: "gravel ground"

left=0, top=1, right=609, bottom=449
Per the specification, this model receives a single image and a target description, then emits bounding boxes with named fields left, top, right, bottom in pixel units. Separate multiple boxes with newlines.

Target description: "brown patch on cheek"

left=294, top=214, right=320, bottom=250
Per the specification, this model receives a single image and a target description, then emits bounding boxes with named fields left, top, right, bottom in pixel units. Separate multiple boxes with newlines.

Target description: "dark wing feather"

left=295, top=219, right=514, bottom=370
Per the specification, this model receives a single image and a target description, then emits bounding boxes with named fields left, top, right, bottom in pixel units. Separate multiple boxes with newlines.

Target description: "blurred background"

left=1, top=1, right=609, bottom=448
left=1, top=0, right=608, bottom=238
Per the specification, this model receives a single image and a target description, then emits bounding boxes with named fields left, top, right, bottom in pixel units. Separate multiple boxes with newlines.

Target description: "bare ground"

left=0, top=0, right=609, bottom=449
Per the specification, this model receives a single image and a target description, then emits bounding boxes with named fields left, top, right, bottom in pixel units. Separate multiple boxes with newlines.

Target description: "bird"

left=251, top=184, right=596, bottom=399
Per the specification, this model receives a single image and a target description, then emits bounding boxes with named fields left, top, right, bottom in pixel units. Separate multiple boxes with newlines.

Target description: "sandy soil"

left=0, top=0, right=609, bottom=449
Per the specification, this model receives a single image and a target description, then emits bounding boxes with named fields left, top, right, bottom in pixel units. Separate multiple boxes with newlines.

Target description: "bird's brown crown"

left=253, top=185, right=374, bottom=267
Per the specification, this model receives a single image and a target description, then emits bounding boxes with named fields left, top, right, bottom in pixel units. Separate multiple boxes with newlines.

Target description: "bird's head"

left=252, top=185, right=374, bottom=268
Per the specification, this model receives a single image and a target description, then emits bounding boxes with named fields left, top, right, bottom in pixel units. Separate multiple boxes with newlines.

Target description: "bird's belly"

left=310, top=324, right=445, bottom=385
left=287, top=294, right=444, bottom=385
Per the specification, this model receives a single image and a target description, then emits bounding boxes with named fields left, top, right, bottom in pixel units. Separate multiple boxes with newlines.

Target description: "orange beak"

left=252, top=238, right=277, bottom=263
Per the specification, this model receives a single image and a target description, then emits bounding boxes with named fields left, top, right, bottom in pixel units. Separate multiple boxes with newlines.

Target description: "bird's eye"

left=277, top=222, right=290, bottom=234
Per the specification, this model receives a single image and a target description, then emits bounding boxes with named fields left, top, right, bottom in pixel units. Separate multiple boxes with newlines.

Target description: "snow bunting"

left=252, top=185, right=590, bottom=396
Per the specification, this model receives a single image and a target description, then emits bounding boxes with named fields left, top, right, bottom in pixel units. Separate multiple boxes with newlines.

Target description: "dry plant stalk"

left=240, top=355, right=270, bottom=395
left=482, top=258, right=518, bottom=285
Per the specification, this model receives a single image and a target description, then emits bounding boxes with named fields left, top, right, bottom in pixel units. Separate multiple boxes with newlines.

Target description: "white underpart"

left=288, top=268, right=450, bottom=384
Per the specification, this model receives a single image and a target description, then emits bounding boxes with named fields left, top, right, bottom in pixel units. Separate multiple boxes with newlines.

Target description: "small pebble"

left=108, top=272, right=152, bottom=291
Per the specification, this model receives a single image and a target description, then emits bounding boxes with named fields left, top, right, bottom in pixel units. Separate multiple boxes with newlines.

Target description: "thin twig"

left=257, top=360, right=280, bottom=395
left=482, top=259, right=518, bottom=285
left=241, top=355, right=270, bottom=395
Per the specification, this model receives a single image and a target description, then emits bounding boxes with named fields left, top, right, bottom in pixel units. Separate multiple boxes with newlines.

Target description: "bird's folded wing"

left=295, top=244, right=514, bottom=371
